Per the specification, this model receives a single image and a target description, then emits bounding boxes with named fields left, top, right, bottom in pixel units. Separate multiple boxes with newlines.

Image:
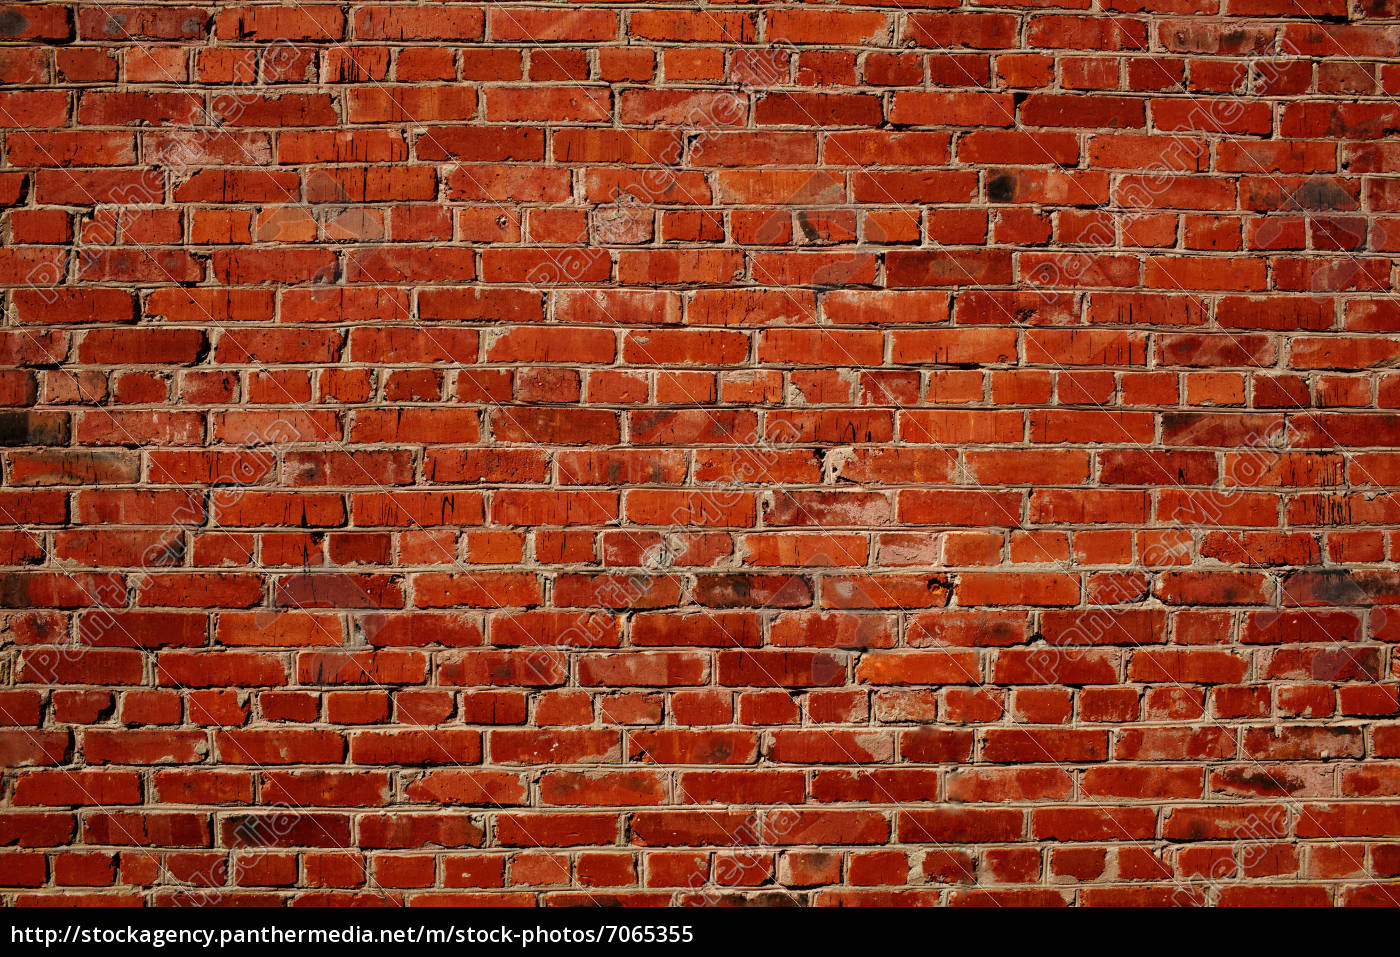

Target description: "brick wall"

left=2, top=1, right=1400, bottom=906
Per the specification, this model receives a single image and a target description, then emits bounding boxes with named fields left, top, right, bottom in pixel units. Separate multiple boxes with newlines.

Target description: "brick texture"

left=2, top=1, right=1400, bottom=907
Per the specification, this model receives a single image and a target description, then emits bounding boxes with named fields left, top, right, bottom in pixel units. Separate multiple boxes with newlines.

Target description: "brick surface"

left=1, top=1, right=1400, bottom=906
